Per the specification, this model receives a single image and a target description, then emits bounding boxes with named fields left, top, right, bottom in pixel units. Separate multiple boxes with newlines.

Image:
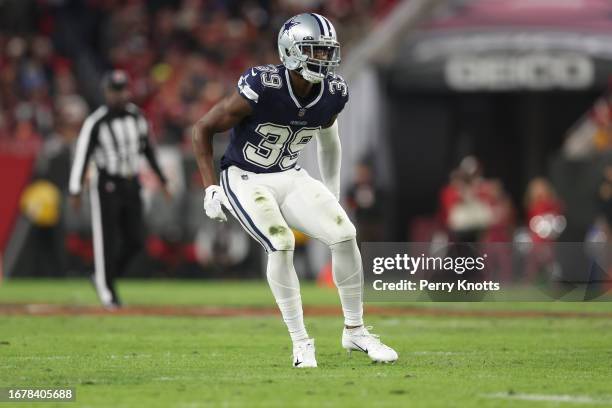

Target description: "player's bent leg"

left=266, top=250, right=303, bottom=341
left=221, top=167, right=294, bottom=251
left=281, top=172, right=363, bottom=324
left=281, top=170, right=397, bottom=362
left=267, top=250, right=317, bottom=368
left=333, top=239, right=398, bottom=362
left=332, top=239, right=398, bottom=362
left=221, top=167, right=315, bottom=367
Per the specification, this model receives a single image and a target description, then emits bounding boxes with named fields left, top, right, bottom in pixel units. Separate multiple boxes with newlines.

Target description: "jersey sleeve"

left=328, top=73, right=349, bottom=116
left=236, top=67, right=266, bottom=109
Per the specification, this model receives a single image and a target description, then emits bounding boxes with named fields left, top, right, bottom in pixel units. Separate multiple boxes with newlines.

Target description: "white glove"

left=204, top=185, right=228, bottom=222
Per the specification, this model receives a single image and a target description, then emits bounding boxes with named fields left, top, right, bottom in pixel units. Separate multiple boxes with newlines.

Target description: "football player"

left=192, top=13, right=398, bottom=367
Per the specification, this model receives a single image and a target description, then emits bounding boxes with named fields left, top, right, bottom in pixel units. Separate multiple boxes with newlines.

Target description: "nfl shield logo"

left=241, top=174, right=249, bottom=180
left=298, top=108, right=306, bottom=117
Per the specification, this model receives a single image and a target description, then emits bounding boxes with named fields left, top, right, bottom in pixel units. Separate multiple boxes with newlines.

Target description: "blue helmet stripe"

left=321, top=16, right=333, bottom=36
left=309, top=13, right=326, bottom=36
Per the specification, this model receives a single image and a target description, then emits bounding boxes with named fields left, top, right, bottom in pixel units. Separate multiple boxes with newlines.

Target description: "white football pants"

left=220, top=165, right=364, bottom=334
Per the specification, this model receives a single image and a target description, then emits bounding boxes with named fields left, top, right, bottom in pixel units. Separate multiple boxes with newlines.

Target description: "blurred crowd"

left=0, top=0, right=397, bottom=150
left=434, top=155, right=611, bottom=246
left=0, top=0, right=398, bottom=278
left=436, top=156, right=566, bottom=245
left=430, top=155, right=612, bottom=282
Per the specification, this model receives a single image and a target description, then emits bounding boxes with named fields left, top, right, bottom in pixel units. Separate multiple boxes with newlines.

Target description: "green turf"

left=1, top=280, right=612, bottom=407
left=2, top=279, right=612, bottom=313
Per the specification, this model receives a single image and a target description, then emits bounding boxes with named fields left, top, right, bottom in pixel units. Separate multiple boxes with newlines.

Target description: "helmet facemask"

left=295, top=41, right=340, bottom=83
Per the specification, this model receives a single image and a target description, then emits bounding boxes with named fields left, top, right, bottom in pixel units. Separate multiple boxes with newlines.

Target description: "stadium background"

left=2, top=0, right=612, bottom=281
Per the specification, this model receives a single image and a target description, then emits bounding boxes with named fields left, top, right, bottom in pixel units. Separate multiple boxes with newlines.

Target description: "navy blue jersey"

left=220, top=64, right=348, bottom=173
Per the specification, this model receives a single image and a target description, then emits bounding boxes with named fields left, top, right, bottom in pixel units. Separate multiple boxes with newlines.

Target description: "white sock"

left=344, top=326, right=366, bottom=335
left=330, top=239, right=364, bottom=327
left=266, top=250, right=309, bottom=343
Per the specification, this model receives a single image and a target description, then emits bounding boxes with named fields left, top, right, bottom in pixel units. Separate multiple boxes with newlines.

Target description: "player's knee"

left=268, top=224, right=295, bottom=251
left=328, top=215, right=357, bottom=245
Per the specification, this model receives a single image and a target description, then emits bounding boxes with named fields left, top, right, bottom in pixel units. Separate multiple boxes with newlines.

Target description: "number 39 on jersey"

left=221, top=64, right=349, bottom=174
left=243, top=124, right=318, bottom=170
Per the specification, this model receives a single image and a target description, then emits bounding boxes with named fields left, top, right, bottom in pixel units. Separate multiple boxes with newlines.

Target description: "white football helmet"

left=277, top=13, right=341, bottom=84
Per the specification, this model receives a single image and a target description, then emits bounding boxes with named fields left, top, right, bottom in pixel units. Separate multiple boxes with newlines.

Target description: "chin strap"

left=317, top=120, right=341, bottom=200
left=295, top=62, right=324, bottom=84
left=301, top=71, right=323, bottom=84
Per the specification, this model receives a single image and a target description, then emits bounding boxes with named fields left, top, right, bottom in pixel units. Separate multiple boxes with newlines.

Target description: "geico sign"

left=445, top=54, right=594, bottom=90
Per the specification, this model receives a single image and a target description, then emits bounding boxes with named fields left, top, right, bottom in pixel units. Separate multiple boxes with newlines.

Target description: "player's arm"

left=68, top=116, right=99, bottom=210
left=316, top=114, right=341, bottom=200
left=191, top=89, right=252, bottom=188
left=192, top=88, right=252, bottom=222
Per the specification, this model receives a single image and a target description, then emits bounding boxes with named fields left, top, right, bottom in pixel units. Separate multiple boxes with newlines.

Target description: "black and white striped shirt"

left=69, top=103, right=166, bottom=194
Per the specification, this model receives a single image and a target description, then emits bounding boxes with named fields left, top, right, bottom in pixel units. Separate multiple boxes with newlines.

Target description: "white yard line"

left=410, top=351, right=466, bottom=355
left=484, top=392, right=612, bottom=405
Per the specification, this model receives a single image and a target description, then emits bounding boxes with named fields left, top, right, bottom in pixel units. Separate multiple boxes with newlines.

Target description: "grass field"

left=1, top=279, right=612, bottom=407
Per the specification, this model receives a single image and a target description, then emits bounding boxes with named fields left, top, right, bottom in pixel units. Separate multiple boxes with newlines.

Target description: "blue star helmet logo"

left=282, top=19, right=300, bottom=37
left=238, top=75, right=248, bottom=88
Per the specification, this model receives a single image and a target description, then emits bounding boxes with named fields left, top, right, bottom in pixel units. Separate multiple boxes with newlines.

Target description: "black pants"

left=90, top=170, right=144, bottom=305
